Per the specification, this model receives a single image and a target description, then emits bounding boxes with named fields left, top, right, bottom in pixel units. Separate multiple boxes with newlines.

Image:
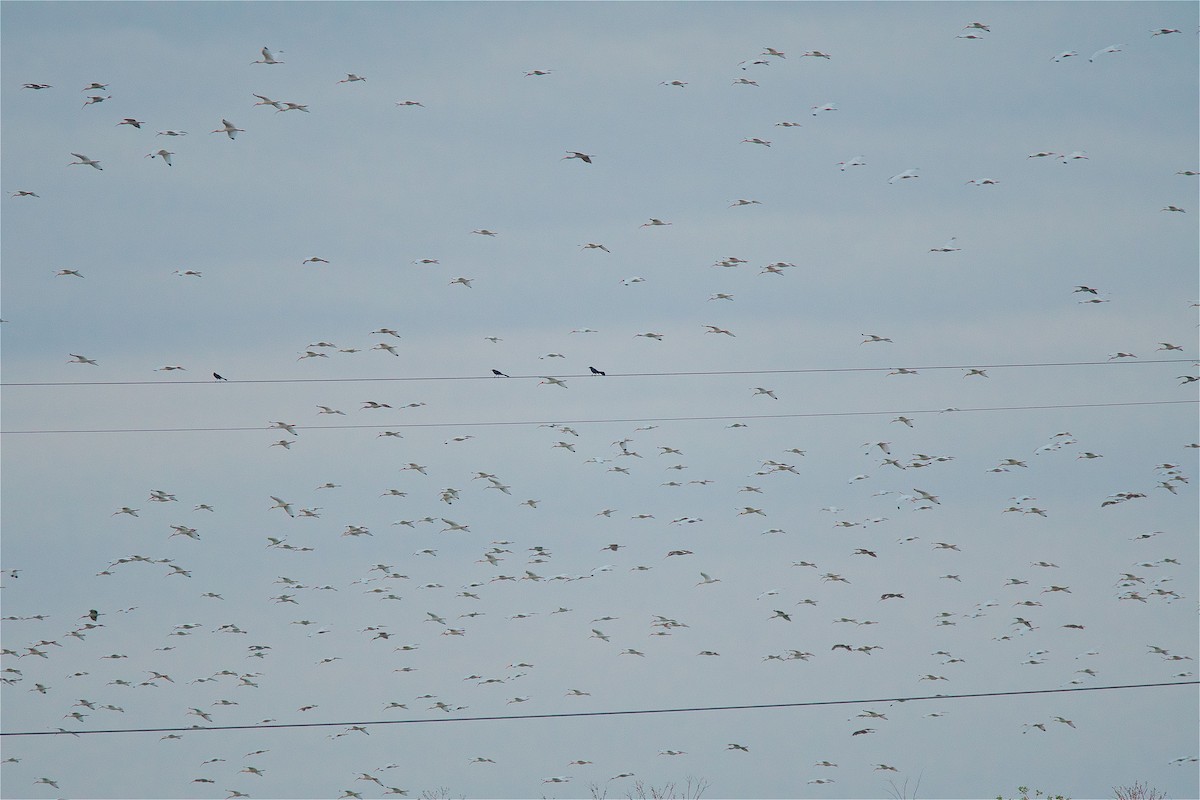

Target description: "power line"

left=1, top=400, right=1195, bottom=436
left=2, top=358, right=1193, bottom=388
left=2, top=680, right=1193, bottom=737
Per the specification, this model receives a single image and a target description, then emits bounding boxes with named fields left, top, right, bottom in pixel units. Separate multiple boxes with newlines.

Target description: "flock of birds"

left=4, top=14, right=1198, bottom=800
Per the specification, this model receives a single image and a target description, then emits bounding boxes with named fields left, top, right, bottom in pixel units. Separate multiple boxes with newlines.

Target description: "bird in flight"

left=270, top=496, right=295, bottom=517
left=211, top=119, right=243, bottom=139
left=1089, top=44, right=1123, bottom=62
left=563, top=151, right=594, bottom=163
left=930, top=237, right=961, bottom=252
left=253, top=47, right=283, bottom=64
left=69, top=153, right=102, bottom=170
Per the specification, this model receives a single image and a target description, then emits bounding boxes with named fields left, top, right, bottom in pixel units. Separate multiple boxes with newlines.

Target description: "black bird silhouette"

left=87, top=609, right=99, bottom=621
left=213, top=373, right=227, bottom=381
left=589, top=367, right=606, bottom=376
left=492, top=369, right=509, bottom=377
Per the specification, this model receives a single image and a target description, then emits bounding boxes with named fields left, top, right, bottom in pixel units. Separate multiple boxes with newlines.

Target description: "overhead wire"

left=2, top=680, right=1194, bottom=737
left=1, top=399, right=1195, bottom=436
left=2, top=357, right=1194, bottom=388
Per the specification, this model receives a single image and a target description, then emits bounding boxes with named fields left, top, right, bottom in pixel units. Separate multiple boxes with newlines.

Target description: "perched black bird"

left=213, top=372, right=227, bottom=381
left=491, top=369, right=509, bottom=377
left=589, top=366, right=606, bottom=376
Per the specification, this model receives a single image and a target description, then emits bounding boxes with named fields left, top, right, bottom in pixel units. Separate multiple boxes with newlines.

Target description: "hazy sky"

left=2, top=2, right=1197, bottom=799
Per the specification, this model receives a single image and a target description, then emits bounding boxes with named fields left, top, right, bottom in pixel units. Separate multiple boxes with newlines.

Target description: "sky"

left=1, top=2, right=1198, bottom=799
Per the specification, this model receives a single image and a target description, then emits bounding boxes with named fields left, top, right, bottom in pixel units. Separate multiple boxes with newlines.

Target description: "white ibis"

left=69, top=153, right=102, bottom=170
left=253, top=47, right=283, bottom=65
left=211, top=119, right=243, bottom=139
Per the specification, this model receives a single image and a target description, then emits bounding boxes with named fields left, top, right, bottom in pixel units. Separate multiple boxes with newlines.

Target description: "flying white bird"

left=270, top=496, right=295, bottom=517
left=888, top=169, right=920, bottom=183
left=146, top=150, right=173, bottom=166
left=253, top=47, right=283, bottom=65
left=69, top=153, right=102, bottom=170
left=1089, top=44, right=1123, bottom=62
left=211, top=119, right=243, bottom=139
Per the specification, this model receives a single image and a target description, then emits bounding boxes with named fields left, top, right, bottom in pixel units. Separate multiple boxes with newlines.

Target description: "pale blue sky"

left=2, top=2, right=1197, bottom=799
